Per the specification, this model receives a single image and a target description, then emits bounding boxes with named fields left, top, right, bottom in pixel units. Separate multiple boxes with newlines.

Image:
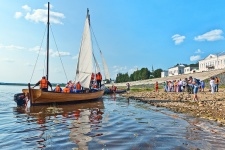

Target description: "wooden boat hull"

left=22, top=89, right=104, bottom=105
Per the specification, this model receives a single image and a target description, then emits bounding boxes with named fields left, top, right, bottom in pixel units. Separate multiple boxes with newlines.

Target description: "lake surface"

left=1, top=85, right=225, bottom=150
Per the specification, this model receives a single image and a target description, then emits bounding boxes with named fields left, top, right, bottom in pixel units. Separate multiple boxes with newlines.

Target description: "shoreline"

left=121, top=88, right=225, bottom=126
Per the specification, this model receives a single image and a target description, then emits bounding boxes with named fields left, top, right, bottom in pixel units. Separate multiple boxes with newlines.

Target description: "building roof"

left=199, top=51, right=225, bottom=61
left=168, top=64, right=187, bottom=69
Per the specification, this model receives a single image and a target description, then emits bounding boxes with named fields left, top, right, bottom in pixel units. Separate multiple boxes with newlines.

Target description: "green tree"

left=152, top=68, right=163, bottom=78
left=115, top=72, right=130, bottom=83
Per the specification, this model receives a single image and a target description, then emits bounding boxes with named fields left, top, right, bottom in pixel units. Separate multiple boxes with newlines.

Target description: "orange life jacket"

left=63, top=87, right=70, bottom=93
left=76, top=83, right=81, bottom=90
left=93, top=84, right=98, bottom=88
left=40, top=79, right=48, bottom=89
left=215, top=78, right=220, bottom=84
left=55, top=86, right=61, bottom=92
left=96, top=74, right=102, bottom=80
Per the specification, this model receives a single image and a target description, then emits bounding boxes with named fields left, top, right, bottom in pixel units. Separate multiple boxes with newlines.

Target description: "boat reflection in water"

left=14, top=99, right=104, bottom=149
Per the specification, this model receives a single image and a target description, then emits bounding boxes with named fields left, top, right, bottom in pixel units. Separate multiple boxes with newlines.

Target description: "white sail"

left=100, top=51, right=110, bottom=80
left=75, top=11, right=93, bottom=88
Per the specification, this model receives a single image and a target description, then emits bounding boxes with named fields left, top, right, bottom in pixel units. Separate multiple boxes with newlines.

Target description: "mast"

left=46, top=2, right=50, bottom=80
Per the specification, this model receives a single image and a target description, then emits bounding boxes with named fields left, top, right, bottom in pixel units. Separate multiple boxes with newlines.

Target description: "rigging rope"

left=29, top=26, right=47, bottom=83
left=50, top=25, right=68, bottom=82
left=90, top=25, right=102, bottom=54
left=90, top=25, right=110, bottom=80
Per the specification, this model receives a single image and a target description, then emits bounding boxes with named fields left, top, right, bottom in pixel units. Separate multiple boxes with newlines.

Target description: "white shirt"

left=210, top=79, right=215, bottom=87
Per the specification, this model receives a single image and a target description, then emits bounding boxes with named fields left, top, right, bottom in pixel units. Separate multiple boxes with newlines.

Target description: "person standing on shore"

left=126, top=83, right=130, bottom=91
left=192, top=78, right=198, bottom=101
left=210, top=77, right=215, bottom=94
left=164, top=81, right=167, bottom=92
left=215, top=77, right=220, bottom=92
left=200, top=80, right=205, bottom=92
left=155, top=81, right=159, bottom=92
left=188, top=76, right=193, bottom=94
left=178, top=79, right=183, bottom=92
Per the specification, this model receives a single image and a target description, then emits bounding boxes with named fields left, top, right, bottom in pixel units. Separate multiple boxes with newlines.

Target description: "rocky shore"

left=121, top=89, right=225, bottom=126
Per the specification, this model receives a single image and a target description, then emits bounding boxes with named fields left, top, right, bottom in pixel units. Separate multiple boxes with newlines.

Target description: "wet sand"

left=122, top=88, right=225, bottom=126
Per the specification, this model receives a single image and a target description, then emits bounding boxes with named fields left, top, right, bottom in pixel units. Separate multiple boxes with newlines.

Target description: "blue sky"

left=1, top=0, right=225, bottom=83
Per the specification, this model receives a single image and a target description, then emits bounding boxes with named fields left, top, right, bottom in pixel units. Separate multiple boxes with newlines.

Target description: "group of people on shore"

left=33, top=72, right=103, bottom=93
left=155, top=76, right=220, bottom=101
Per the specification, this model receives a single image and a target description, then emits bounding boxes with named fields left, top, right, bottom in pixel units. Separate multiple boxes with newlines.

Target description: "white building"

left=161, top=70, right=168, bottom=77
left=199, top=52, right=225, bottom=72
left=184, top=66, right=199, bottom=74
left=168, top=64, right=186, bottom=76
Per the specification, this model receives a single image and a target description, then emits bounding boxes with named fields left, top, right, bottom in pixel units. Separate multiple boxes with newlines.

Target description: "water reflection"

left=13, top=100, right=104, bottom=149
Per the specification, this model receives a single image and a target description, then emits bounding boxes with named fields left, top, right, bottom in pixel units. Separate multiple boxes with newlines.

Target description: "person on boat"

left=91, top=73, right=95, bottom=84
left=90, top=81, right=99, bottom=92
left=33, top=76, right=52, bottom=92
left=63, top=86, right=70, bottom=93
left=89, top=73, right=95, bottom=89
left=96, top=72, right=102, bottom=88
left=75, top=82, right=82, bottom=93
left=54, top=84, right=62, bottom=93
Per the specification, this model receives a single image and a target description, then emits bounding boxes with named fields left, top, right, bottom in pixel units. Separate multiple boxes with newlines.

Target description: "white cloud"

left=1, top=58, right=14, bottom=62
left=0, top=44, right=25, bottom=50
left=49, top=49, right=70, bottom=57
left=22, top=5, right=31, bottom=12
left=16, top=4, right=65, bottom=24
left=190, top=55, right=201, bottom=61
left=128, top=66, right=138, bottom=74
left=195, top=49, right=203, bottom=54
left=113, top=66, right=127, bottom=73
left=29, top=46, right=70, bottom=57
left=44, top=3, right=53, bottom=9
left=25, top=63, right=34, bottom=67
left=25, top=9, right=65, bottom=24
left=194, top=29, right=224, bottom=41
left=172, top=34, right=185, bottom=45
left=14, top=12, right=23, bottom=19
left=72, top=54, right=79, bottom=59
left=29, top=46, right=43, bottom=52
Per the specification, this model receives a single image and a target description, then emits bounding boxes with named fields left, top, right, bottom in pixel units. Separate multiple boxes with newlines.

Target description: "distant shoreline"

left=0, top=83, right=31, bottom=86
left=0, top=83, right=64, bottom=86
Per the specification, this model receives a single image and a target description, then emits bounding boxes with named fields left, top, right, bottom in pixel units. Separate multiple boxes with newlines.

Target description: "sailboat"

left=14, top=2, right=104, bottom=106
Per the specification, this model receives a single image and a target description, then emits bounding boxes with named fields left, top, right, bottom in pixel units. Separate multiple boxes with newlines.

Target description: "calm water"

left=1, top=85, right=225, bottom=150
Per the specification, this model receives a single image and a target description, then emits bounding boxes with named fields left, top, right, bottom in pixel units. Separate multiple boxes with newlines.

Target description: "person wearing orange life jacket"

left=89, top=73, right=95, bottom=89
left=63, top=86, right=70, bottom=93
left=90, top=81, right=99, bottom=92
left=33, top=76, right=52, bottom=92
left=54, top=84, right=62, bottom=93
left=96, top=72, right=102, bottom=88
left=75, top=82, right=82, bottom=93
left=91, top=73, right=95, bottom=84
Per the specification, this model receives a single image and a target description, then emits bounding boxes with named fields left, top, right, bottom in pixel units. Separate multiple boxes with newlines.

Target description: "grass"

left=130, top=88, right=154, bottom=92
